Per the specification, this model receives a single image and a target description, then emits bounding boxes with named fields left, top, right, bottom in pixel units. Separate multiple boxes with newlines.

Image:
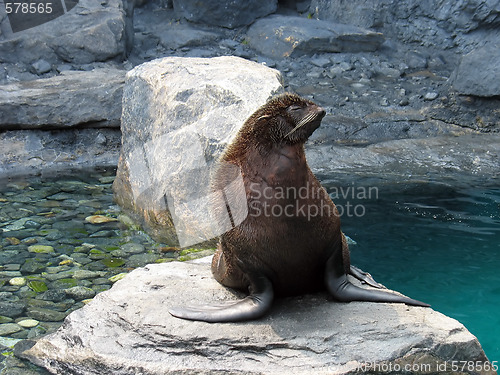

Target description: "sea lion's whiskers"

left=285, top=112, right=317, bottom=137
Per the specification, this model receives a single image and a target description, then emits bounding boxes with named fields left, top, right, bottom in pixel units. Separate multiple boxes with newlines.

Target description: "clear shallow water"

left=0, top=169, right=498, bottom=372
left=323, top=176, right=500, bottom=363
left=0, top=168, right=212, bottom=374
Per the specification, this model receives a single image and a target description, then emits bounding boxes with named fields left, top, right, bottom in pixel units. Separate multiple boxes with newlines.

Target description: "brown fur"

left=210, top=93, right=346, bottom=296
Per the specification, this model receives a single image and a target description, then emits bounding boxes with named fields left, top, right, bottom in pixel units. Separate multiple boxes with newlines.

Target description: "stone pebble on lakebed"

left=0, top=170, right=213, bottom=342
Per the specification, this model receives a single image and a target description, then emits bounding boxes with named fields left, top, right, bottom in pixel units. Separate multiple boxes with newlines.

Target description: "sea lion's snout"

left=316, top=106, right=326, bottom=120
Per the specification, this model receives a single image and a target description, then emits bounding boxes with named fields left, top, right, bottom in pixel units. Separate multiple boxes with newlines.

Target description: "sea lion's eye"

left=288, top=105, right=302, bottom=111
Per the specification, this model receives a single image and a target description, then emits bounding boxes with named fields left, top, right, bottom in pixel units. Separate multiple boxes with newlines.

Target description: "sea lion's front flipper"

left=169, top=274, right=274, bottom=323
left=326, top=252, right=430, bottom=307
left=349, top=265, right=384, bottom=289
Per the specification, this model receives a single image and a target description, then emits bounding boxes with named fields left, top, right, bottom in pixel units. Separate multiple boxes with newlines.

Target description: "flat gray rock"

left=173, top=0, right=277, bottom=28
left=451, top=43, right=500, bottom=97
left=0, top=68, right=125, bottom=129
left=0, top=0, right=132, bottom=65
left=20, top=260, right=491, bottom=374
left=246, top=15, right=384, bottom=59
left=306, top=133, right=500, bottom=179
left=157, top=24, right=221, bottom=50
left=310, top=0, right=500, bottom=51
left=0, top=128, right=121, bottom=177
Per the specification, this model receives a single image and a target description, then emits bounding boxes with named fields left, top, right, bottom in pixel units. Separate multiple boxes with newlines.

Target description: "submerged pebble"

left=17, top=318, right=39, bottom=328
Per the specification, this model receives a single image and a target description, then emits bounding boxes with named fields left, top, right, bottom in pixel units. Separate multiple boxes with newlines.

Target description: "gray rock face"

left=20, top=260, right=492, bottom=374
left=0, top=128, right=121, bottom=177
left=0, top=0, right=133, bottom=65
left=112, top=56, right=284, bottom=245
left=173, top=0, right=277, bottom=28
left=310, top=0, right=500, bottom=51
left=0, top=69, right=125, bottom=129
left=157, top=24, right=221, bottom=50
left=451, top=44, right=500, bottom=97
left=306, top=133, right=500, bottom=179
left=246, top=15, right=385, bottom=59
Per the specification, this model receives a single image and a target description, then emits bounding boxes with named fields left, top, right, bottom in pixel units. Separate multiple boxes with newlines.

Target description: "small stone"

left=0, top=270, right=22, bottom=277
left=59, top=259, right=73, bottom=266
left=31, top=59, right=52, bottom=74
left=98, top=176, right=115, bottom=184
left=39, top=289, right=67, bottom=302
left=310, top=57, right=331, bottom=68
left=399, top=98, right=410, bottom=106
left=17, top=319, right=39, bottom=328
left=24, top=220, right=42, bottom=229
left=117, top=214, right=136, bottom=228
left=95, top=133, right=107, bottom=145
left=121, top=242, right=145, bottom=254
left=0, top=301, right=26, bottom=318
left=73, top=270, right=105, bottom=279
left=27, top=281, right=48, bottom=293
left=89, top=230, right=116, bottom=238
left=3, top=264, right=21, bottom=271
left=9, top=277, right=26, bottom=286
left=92, top=278, right=111, bottom=285
left=0, top=316, right=13, bottom=323
left=127, top=253, right=159, bottom=268
left=27, top=307, right=66, bottom=322
left=424, top=92, right=438, bottom=101
left=5, top=237, right=21, bottom=245
left=306, top=71, right=322, bottom=79
left=46, top=230, right=63, bottom=241
left=65, top=286, right=96, bottom=301
left=0, top=336, right=22, bottom=348
left=50, top=278, right=77, bottom=289
left=0, top=323, right=22, bottom=336
left=339, top=62, right=354, bottom=71
left=28, top=245, right=54, bottom=254
left=108, top=273, right=128, bottom=283
left=380, top=98, right=389, bottom=106
left=85, top=215, right=118, bottom=224
left=42, top=270, right=75, bottom=281
left=101, top=258, right=125, bottom=268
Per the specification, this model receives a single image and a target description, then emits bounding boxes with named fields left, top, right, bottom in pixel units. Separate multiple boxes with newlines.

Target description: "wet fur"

left=169, top=93, right=429, bottom=323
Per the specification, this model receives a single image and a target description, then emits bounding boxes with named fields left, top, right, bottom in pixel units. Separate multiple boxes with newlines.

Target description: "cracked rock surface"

left=20, top=258, right=491, bottom=375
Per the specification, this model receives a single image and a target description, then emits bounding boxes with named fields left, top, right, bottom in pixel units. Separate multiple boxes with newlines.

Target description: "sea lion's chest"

left=243, top=146, right=330, bottom=221
left=234, top=146, right=338, bottom=292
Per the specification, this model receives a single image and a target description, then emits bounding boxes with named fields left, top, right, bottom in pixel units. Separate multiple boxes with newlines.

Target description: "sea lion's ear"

left=257, top=115, right=272, bottom=121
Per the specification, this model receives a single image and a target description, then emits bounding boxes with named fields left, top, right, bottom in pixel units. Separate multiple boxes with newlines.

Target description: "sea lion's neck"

left=242, top=143, right=309, bottom=186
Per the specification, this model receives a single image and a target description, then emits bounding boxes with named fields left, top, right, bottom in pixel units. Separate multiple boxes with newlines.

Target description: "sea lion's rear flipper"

left=326, top=252, right=430, bottom=307
left=169, top=274, right=274, bottom=323
left=349, top=265, right=384, bottom=289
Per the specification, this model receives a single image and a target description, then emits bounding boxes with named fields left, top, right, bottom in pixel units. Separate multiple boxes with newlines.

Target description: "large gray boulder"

left=113, top=56, right=284, bottom=246
left=310, top=0, right=500, bottom=51
left=450, top=43, right=500, bottom=97
left=246, top=15, right=384, bottom=59
left=0, top=0, right=133, bottom=65
left=20, top=259, right=493, bottom=374
left=173, top=0, right=277, bottom=28
left=0, top=68, right=126, bottom=129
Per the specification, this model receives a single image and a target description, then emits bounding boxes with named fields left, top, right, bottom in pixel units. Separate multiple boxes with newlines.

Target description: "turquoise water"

left=323, top=175, right=500, bottom=363
left=0, top=169, right=498, bottom=372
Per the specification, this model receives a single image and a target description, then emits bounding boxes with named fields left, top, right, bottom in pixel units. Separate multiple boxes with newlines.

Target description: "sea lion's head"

left=246, top=93, right=326, bottom=146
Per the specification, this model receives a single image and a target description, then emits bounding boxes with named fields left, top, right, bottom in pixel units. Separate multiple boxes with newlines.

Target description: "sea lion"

left=169, top=93, right=429, bottom=323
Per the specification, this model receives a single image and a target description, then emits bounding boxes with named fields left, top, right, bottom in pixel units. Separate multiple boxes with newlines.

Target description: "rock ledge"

left=20, top=259, right=492, bottom=375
